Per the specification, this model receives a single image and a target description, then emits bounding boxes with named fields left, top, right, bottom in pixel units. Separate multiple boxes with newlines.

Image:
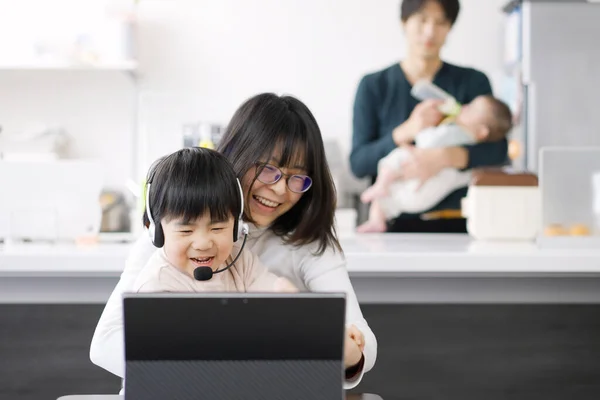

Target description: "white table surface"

left=3, top=233, right=600, bottom=277
left=3, top=233, right=600, bottom=304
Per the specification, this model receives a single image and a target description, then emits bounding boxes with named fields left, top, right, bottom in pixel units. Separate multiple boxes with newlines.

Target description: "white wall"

left=136, top=0, right=507, bottom=158
left=0, top=0, right=136, bottom=190
left=0, top=72, right=135, bottom=188
left=0, top=0, right=507, bottom=189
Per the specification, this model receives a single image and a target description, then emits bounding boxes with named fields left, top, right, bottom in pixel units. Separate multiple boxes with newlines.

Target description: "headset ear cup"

left=234, top=178, right=246, bottom=242
left=232, top=220, right=248, bottom=242
left=239, top=222, right=249, bottom=241
left=154, top=223, right=165, bottom=248
left=148, top=225, right=154, bottom=244
left=233, top=219, right=239, bottom=242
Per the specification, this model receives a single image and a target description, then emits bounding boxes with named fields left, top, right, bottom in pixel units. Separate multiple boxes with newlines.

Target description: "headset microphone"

left=193, top=234, right=247, bottom=281
left=144, top=151, right=250, bottom=280
left=146, top=177, right=249, bottom=247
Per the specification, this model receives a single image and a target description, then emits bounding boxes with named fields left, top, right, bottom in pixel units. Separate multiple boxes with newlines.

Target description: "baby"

left=133, top=147, right=297, bottom=294
left=357, top=95, right=513, bottom=233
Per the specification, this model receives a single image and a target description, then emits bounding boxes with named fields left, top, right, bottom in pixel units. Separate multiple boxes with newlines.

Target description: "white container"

left=462, top=170, right=540, bottom=240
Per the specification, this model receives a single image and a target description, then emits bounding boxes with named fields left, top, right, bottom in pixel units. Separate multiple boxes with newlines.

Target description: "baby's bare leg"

left=360, top=166, right=403, bottom=203
left=356, top=200, right=387, bottom=233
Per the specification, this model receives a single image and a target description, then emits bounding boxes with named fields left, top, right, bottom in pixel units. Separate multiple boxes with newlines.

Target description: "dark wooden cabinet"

left=2, top=304, right=600, bottom=400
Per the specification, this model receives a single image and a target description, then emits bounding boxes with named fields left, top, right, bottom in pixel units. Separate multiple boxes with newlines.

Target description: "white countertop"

left=343, top=234, right=600, bottom=276
left=2, top=233, right=600, bottom=277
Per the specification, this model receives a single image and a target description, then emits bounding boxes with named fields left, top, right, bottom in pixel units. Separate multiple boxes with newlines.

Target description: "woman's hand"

left=344, top=325, right=365, bottom=369
left=393, top=100, right=444, bottom=145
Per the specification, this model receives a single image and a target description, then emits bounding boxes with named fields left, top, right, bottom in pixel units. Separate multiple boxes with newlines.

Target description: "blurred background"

left=1, top=1, right=600, bottom=399
left=0, top=0, right=518, bottom=238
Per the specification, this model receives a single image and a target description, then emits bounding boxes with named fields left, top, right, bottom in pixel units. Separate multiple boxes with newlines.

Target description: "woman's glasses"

left=255, top=163, right=312, bottom=193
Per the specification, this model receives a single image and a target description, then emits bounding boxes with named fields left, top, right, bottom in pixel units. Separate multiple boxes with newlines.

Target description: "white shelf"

left=0, top=60, right=138, bottom=71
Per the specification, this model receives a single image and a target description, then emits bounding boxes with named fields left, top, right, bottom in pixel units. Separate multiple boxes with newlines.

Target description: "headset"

left=145, top=174, right=249, bottom=281
left=145, top=177, right=249, bottom=248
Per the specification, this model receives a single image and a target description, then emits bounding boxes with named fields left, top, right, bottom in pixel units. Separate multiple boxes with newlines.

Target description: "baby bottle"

left=411, top=80, right=461, bottom=117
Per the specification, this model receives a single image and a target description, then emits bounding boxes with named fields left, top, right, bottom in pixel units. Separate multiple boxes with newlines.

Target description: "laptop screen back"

left=123, top=292, right=346, bottom=400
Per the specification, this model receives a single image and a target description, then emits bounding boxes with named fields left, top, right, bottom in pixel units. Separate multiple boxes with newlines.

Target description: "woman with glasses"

left=90, top=93, right=377, bottom=389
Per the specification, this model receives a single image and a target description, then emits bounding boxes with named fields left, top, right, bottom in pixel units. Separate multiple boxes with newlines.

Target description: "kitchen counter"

left=2, top=234, right=600, bottom=303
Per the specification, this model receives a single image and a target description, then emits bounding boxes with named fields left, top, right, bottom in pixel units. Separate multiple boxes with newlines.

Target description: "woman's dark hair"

left=217, top=93, right=341, bottom=255
left=400, top=0, right=460, bottom=25
left=143, top=147, right=241, bottom=229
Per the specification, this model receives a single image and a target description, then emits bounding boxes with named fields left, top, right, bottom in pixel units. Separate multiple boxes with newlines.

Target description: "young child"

left=133, top=147, right=297, bottom=293
left=135, top=146, right=365, bottom=352
left=357, top=95, right=513, bottom=233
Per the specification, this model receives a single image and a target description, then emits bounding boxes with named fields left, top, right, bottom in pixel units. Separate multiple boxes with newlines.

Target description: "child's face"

left=161, top=213, right=235, bottom=274
left=456, top=97, right=493, bottom=140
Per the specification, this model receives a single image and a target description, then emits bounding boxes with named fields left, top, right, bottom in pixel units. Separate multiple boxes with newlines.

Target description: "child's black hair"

left=143, top=147, right=241, bottom=228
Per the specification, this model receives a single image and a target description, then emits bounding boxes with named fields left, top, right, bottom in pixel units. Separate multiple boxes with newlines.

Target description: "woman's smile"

left=252, top=194, right=281, bottom=209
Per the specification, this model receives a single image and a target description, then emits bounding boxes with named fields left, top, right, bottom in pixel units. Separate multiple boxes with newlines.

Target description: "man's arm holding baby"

left=400, top=140, right=507, bottom=184
left=460, top=139, right=508, bottom=170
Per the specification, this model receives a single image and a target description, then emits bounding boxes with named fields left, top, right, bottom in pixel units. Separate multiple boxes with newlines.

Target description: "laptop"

left=123, top=292, right=346, bottom=400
